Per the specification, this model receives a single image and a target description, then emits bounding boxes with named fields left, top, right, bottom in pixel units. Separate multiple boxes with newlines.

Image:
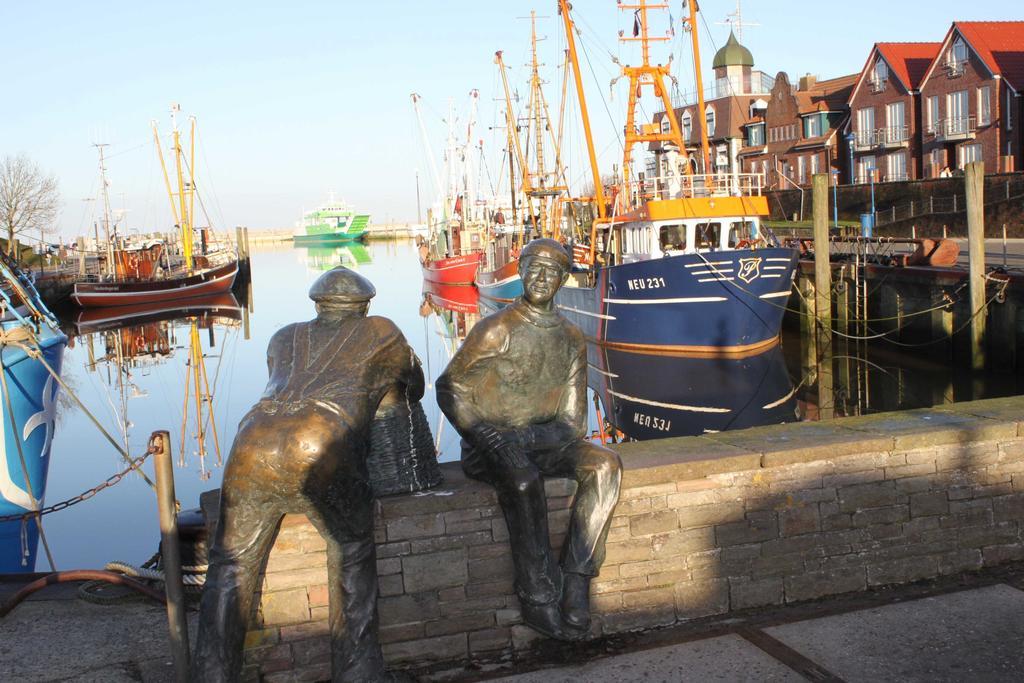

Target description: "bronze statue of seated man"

left=437, top=239, right=622, bottom=640
left=193, top=267, right=422, bottom=682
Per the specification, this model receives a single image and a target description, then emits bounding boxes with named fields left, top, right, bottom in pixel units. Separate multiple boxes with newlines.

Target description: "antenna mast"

left=617, top=1, right=691, bottom=192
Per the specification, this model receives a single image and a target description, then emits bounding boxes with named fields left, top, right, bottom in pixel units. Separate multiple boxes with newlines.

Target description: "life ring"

left=135, top=335, right=147, bottom=352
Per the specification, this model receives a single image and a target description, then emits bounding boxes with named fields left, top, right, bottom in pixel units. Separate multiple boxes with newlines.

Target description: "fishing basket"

left=367, top=400, right=442, bottom=497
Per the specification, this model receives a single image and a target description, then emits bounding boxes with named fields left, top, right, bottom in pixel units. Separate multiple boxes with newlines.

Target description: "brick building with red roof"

left=847, top=42, right=942, bottom=183
left=737, top=72, right=856, bottom=190
left=918, top=21, right=1024, bottom=176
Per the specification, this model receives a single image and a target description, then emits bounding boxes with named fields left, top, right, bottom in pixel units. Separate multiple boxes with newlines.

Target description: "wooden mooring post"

left=812, top=174, right=831, bottom=341
left=152, top=431, right=190, bottom=682
left=966, top=161, right=986, bottom=370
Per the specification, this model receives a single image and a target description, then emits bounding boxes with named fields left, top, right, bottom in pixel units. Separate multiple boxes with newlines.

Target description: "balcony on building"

left=880, top=125, right=909, bottom=148
left=935, top=116, right=976, bottom=141
left=852, top=129, right=877, bottom=151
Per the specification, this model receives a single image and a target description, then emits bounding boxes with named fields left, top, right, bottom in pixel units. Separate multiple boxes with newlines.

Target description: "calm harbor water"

left=14, top=240, right=1024, bottom=571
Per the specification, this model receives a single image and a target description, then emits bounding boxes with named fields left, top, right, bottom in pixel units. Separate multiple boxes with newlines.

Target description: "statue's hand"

left=493, top=440, right=531, bottom=470
left=470, top=423, right=532, bottom=470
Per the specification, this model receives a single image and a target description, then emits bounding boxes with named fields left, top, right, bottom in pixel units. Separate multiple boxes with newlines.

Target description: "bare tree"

left=0, top=154, right=60, bottom=257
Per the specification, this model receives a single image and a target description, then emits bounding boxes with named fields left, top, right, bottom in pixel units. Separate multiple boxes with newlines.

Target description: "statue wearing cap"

left=194, top=267, right=422, bottom=682
left=437, top=239, right=622, bottom=640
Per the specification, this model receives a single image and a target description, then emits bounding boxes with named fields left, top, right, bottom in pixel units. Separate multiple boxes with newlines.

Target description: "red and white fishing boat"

left=71, top=259, right=238, bottom=307
left=420, top=252, right=481, bottom=285
left=72, top=105, right=239, bottom=308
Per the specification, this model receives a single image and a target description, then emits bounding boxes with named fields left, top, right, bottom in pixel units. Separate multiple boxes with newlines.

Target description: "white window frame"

left=705, top=105, right=716, bottom=137
left=857, top=107, right=875, bottom=133
left=978, top=86, right=991, bottom=126
left=948, top=90, right=969, bottom=131
left=682, top=111, right=693, bottom=141
left=797, top=155, right=806, bottom=184
left=873, top=60, right=888, bottom=89
left=958, top=143, right=982, bottom=168
left=887, top=151, right=907, bottom=181
left=857, top=155, right=876, bottom=184
left=810, top=153, right=820, bottom=176
left=660, top=117, right=672, bottom=134
left=951, top=38, right=968, bottom=67
left=806, top=114, right=822, bottom=138
left=926, top=95, right=940, bottom=133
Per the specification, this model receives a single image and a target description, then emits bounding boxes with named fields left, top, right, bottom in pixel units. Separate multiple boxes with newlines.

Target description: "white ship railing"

left=634, top=172, right=765, bottom=202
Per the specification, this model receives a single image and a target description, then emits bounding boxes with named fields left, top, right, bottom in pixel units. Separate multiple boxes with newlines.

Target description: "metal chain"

left=0, top=442, right=159, bottom=524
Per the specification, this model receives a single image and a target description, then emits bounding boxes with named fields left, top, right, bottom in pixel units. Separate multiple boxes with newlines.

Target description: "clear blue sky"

left=0, top=1, right=1017, bottom=238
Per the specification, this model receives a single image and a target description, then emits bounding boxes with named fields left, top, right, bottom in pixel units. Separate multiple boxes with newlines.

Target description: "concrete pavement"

left=1, top=567, right=1023, bottom=681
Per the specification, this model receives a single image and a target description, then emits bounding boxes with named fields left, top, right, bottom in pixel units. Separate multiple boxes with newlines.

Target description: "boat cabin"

left=620, top=218, right=761, bottom=263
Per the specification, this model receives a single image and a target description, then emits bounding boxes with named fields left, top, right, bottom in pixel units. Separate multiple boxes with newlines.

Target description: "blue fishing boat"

left=555, top=1, right=799, bottom=355
left=588, top=343, right=797, bottom=441
left=0, top=254, right=67, bottom=572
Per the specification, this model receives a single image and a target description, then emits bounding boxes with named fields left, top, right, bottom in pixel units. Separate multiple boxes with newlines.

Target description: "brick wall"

left=235, top=396, right=1024, bottom=681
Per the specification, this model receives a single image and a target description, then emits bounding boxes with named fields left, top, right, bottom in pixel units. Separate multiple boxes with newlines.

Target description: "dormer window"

left=660, top=117, right=672, bottom=134
left=705, top=105, right=716, bottom=137
left=682, top=111, right=693, bottom=141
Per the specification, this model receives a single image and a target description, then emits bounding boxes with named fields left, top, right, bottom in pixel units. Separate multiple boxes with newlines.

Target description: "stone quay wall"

left=237, top=397, right=1024, bottom=681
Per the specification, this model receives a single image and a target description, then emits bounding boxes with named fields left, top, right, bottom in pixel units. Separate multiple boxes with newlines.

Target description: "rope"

left=103, top=560, right=206, bottom=586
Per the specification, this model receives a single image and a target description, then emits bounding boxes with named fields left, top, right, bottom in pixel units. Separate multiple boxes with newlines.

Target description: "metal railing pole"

left=152, top=430, right=190, bottom=682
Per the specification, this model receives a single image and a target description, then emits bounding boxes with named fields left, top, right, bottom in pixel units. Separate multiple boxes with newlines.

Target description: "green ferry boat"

left=294, top=197, right=370, bottom=244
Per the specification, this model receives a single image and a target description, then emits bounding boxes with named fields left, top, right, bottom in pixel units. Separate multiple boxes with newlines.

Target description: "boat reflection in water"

left=588, top=343, right=798, bottom=441
left=66, top=292, right=244, bottom=482
left=297, top=244, right=373, bottom=273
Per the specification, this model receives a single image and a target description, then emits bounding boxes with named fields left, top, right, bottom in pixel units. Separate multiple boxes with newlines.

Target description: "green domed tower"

left=713, top=31, right=754, bottom=96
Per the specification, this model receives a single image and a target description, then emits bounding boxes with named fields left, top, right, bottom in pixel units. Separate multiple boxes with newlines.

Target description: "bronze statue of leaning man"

left=437, top=239, right=622, bottom=640
left=194, top=267, right=422, bottom=682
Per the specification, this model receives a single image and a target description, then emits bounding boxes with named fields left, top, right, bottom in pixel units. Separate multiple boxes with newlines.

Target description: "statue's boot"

left=521, top=600, right=580, bottom=641
left=561, top=573, right=592, bottom=634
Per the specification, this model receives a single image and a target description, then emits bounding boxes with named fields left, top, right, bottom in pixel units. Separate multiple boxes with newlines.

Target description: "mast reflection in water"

left=64, top=292, right=246, bottom=481
left=588, top=344, right=798, bottom=441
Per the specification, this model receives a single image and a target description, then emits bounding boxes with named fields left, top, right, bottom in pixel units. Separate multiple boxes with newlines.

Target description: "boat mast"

left=410, top=93, right=444, bottom=208
left=170, top=105, right=195, bottom=273
left=93, top=143, right=114, bottom=277
left=464, top=89, right=480, bottom=224
left=559, top=0, right=608, bottom=267
left=527, top=11, right=548, bottom=237
left=617, top=0, right=690, bottom=193
left=495, top=50, right=531, bottom=218
left=684, top=0, right=712, bottom=172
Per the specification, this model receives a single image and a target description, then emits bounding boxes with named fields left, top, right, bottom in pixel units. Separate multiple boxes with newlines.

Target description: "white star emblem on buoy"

left=23, top=375, right=58, bottom=455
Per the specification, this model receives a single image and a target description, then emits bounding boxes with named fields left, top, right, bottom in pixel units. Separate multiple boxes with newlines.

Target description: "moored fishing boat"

left=0, top=252, right=67, bottom=572
left=294, top=197, right=370, bottom=245
left=422, top=278, right=480, bottom=315
left=554, top=0, right=799, bottom=355
left=420, top=251, right=482, bottom=285
left=71, top=105, right=240, bottom=308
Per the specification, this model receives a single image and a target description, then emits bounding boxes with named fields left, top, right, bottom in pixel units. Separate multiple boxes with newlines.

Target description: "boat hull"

left=475, top=259, right=522, bottom=309
left=423, top=280, right=480, bottom=314
left=556, top=247, right=799, bottom=354
left=71, top=261, right=239, bottom=308
left=1, top=324, right=66, bottom=572
left=421, top=253, right=482, bottom=285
